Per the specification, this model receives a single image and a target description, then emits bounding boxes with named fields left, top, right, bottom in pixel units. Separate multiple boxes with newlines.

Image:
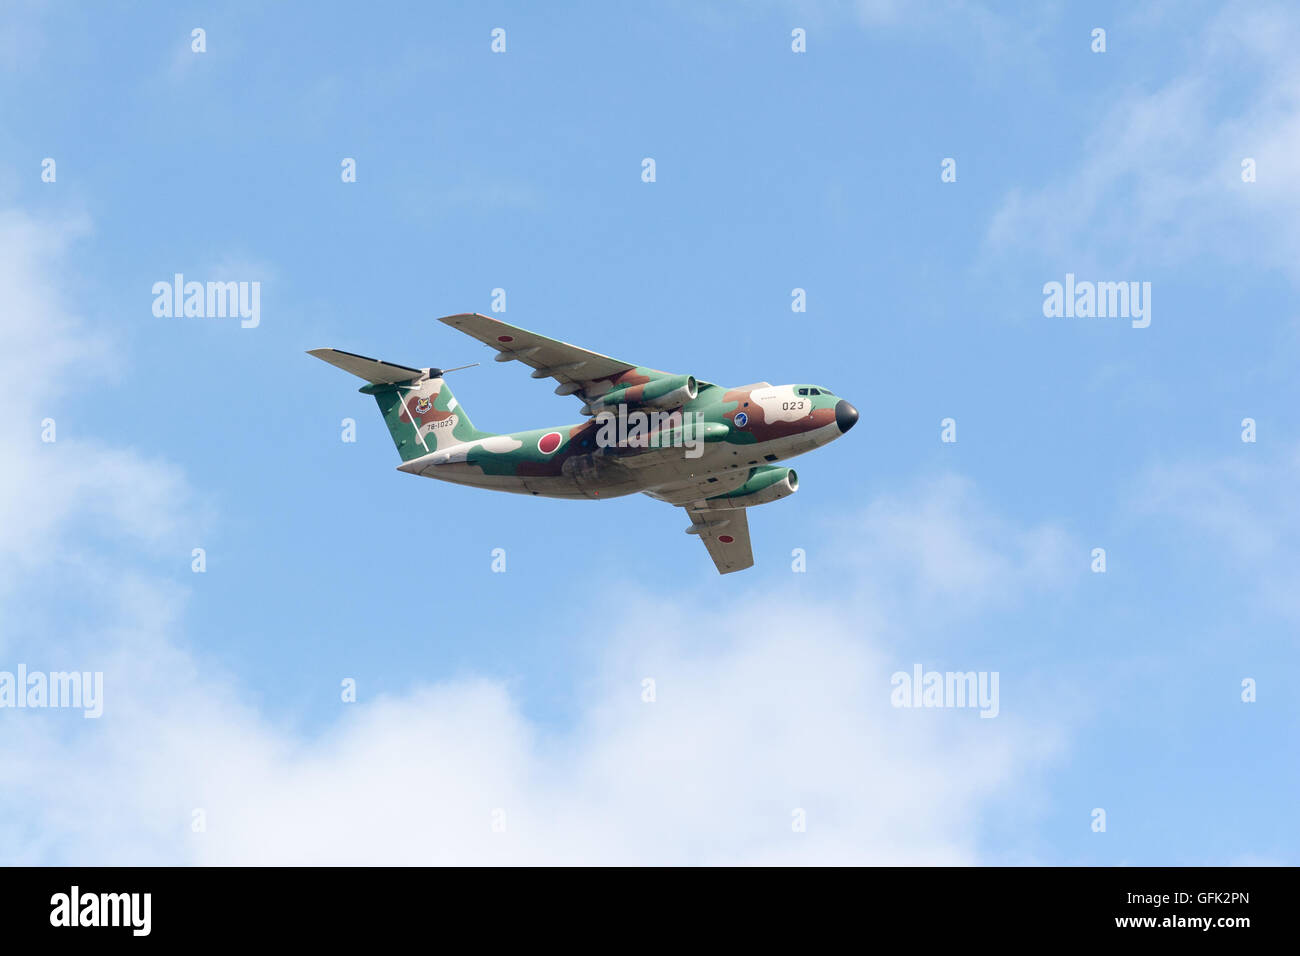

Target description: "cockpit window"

left=808, top=388, right=821, bottom=396
left=797, top=387, right=810, bottom=396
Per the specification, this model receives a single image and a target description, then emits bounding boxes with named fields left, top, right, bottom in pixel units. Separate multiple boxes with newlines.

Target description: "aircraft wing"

left=438, top=313, right=645, bottom=397
left=683, top=504, right=754, bottom=575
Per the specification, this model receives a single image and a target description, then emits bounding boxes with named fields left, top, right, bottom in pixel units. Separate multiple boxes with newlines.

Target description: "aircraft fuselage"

left=395, top=382, right=858, bottom=505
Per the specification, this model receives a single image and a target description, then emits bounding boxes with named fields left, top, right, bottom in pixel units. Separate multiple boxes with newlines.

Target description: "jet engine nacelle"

left=581, top=374, right=698, bottom=415
left=705, top=466, right=798, bottom=510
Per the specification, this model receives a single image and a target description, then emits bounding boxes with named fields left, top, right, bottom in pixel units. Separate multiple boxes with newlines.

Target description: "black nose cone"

left=835, top=400, right=859, bottom=434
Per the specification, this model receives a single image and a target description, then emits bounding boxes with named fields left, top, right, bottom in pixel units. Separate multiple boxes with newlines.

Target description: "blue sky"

left=0, top=0, right=1296, bottom=864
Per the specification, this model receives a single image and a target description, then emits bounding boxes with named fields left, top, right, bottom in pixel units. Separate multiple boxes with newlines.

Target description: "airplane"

left=309, top=313, right=857, bottom=574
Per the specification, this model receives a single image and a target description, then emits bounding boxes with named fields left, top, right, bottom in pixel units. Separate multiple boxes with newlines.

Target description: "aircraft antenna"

left=424, top=362, right=480, bottom=378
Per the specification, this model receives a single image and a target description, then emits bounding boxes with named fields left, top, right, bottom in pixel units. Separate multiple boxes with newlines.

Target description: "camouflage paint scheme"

left=309, top=314, right=858, bottom=573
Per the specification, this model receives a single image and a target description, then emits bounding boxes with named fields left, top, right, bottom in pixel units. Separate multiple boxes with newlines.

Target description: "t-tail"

left=308, top=348, right=494, bottom=462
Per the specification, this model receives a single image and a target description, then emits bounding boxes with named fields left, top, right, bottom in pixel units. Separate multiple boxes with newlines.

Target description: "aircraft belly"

left=419, top=456, right=644, bottom=500
left=424, top=466, right=534, bottom=495
left=522, top=477, right=591, bottom=499
left=562, top=452, right=644, bottom=499
left=429, top=469, right=589, bottom=499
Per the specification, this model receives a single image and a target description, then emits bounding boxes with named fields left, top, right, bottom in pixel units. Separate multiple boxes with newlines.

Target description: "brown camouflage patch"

left=398, top=389, right=454, bottom=427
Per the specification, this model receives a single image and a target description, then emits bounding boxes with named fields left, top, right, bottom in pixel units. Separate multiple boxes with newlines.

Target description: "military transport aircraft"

left=309, top=314, right=857, bottom=574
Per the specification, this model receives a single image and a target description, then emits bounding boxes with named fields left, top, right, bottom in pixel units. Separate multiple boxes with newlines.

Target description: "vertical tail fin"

left=308, top=349, right=494, bottom=462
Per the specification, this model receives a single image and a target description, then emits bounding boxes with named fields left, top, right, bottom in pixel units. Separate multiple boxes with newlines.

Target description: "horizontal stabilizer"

left=307, top=348, right=423, bottom=385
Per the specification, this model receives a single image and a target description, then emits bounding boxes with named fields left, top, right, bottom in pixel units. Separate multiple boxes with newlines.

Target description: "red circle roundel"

left=537, top=431, right=563, bottom=454
left=718, top=534, right=735, bottom=544
left=497, top=334, right=514, bottom=343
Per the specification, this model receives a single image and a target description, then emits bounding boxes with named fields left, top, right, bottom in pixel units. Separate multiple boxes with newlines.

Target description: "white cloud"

left=4, top=579, right=1065, bottom=866
left=986, top=2, right=1300, bottom=278
left=0, top=212, right=199, bottom=588
left=0, top=210, right=98, bottom=396
left=846, top=474, right=1074, bottom=612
